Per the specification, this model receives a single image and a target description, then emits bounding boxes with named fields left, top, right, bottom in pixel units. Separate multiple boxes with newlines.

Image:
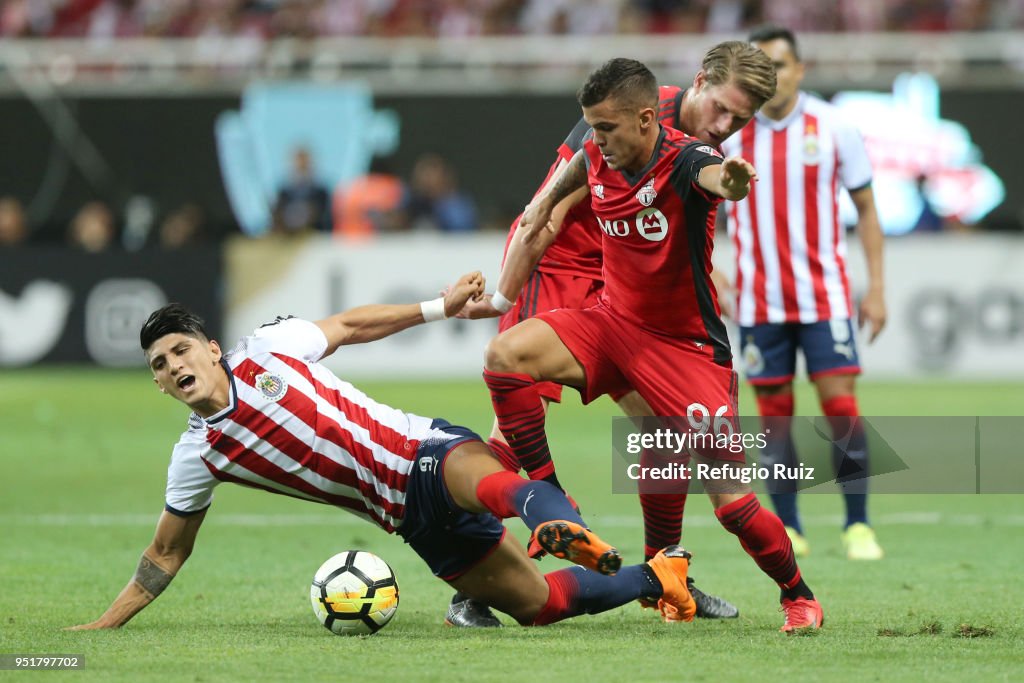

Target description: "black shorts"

left=396, top=419, right=507, bottom=581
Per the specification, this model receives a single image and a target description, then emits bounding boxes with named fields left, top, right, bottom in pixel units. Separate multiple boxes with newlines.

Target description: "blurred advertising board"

left=0, top=248, right=222, bottom=367
left=226, top=233, right=1024, bottom=380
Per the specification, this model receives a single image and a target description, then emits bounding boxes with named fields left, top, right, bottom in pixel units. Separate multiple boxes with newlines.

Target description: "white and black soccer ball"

left=310, top=551, right=399, bottom=636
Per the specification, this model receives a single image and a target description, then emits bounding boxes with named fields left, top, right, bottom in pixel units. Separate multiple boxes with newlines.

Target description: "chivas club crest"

left=803, top=122, right=820, bottom=165
left=635, top=178, right=657, bottom=207
left=255, top=372, right=288, bottom=402
left=593, top=183, right=605, bottom=199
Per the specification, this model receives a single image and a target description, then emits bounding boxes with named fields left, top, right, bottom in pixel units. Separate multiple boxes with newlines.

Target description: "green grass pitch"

left=1, top=368, right=1021, bottom=682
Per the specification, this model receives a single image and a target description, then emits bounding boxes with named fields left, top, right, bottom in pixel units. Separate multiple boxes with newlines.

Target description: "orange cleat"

left=533, top=520, right=622, bottom=575
left=780, top=597, right=824, bottom=633
left=526, top=494, right=581, bottom=560
left=646, top=546, right=697, bottom=623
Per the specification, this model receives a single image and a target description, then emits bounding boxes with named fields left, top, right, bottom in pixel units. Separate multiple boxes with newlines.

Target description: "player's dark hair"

left=702, top=40, right=778, bottom=107
left=748, top=25, right=801, bottom=61
left=140, top=303, right=210, bottom=351
left=577, top=58, right=658, bottom=111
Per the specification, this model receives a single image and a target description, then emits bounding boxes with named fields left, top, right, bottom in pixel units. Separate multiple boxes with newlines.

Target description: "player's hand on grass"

left=519, top=198, right=556, bottom=245
left=443, top=271, right=486, bottom=318
left=64, top=620, right=113, bottom=631
left=859, top=287, right=887, bottom=342
left=455, top=293, right=502, bottom=319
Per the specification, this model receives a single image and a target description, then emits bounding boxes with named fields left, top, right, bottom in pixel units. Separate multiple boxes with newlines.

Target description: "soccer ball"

left=310, top=551, right=399, bottom=636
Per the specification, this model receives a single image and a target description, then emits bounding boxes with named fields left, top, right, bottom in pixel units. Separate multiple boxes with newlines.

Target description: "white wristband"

left=420, top=297, right=447, bottom=322
left=491, top=291, right=515, bottom=313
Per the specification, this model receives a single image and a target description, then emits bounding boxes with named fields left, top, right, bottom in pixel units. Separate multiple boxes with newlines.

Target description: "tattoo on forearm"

left=546, top=153, right=587, bottom=204
left=133, top=554, right=173, bottom=598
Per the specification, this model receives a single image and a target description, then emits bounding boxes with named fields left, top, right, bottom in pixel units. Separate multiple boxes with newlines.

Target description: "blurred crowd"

left=273, top=147, right=479, bottom=239
left=0, top=194, right=212, bottom=250
left=2, top=0, right=1022, bottom=39
left=0, top=148, right=482, bottom=250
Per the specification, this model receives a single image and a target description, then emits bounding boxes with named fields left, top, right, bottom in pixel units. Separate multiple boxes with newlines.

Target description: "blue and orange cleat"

left=534, top=520, right=622, bottom=575
left=637, top=577, right=739, bottom=619
left=526, top=493, right=582, bottom=560
left=780, top=597, right=824, bottom=633
left=646, top=546, right=697, bottom=623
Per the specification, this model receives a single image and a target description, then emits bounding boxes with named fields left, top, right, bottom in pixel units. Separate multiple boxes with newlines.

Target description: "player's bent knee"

left=484, top=332, right=534, bottom=375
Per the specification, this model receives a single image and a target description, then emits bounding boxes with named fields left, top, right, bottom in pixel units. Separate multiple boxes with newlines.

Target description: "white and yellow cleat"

left=842, top=522, right=884, bottom=560
left=785, top=526, right=810, bottom=558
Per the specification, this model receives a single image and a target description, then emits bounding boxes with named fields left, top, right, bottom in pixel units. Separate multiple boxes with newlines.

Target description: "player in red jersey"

left=456, top=41, right=775, bottom=624
left=478, top=59, right=822, bottom=632
left=720, top=26, right=886, bottom=561
left=66, top=273, right=699, bottom=631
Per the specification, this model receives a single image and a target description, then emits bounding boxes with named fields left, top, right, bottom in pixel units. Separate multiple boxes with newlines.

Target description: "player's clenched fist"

left=443, top=271, right=486, bottom=317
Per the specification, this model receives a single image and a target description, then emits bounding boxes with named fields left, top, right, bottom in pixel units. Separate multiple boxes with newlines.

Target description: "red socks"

left=483, top=369, right=556, bottom=480
left=474, top=470, right=527, bottom=520
left=822, top=394, right=860, bottom=438
left=715, top=493, right=802, bottom=590
left=529, top=569, right=579, bottom=625
left=640, top=492, right=687, bottom=561
left=487, top=438, right=521, bottom=472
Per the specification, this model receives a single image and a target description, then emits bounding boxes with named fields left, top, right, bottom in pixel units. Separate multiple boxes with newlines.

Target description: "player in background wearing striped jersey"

left=66, top=273, right=700, bottom=630
left=480, top=58, right=823, bottom=632
left=719, top=27, right=886, bottom=561
left=456, top=41, right=775, bottom=622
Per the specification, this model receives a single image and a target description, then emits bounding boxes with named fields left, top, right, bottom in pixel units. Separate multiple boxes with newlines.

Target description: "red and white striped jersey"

left=721, top=92, right=873, bottom=326
left=164, top=317, right=454, bottom=533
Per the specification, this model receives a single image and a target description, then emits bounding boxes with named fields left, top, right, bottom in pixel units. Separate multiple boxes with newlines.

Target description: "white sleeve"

left=834, top=117, right=873, bottom=192
left=249, top=316, right=329, bottom=363
left=165, top=430, right=218, bottom=516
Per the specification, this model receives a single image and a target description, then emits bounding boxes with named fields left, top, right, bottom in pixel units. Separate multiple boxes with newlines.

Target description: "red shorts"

left=499, top=269, right=612, bottom=403
left=536, top=303, right=745, bottom=463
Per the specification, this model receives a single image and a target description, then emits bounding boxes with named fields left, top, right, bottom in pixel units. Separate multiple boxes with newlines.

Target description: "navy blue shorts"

left=396, top=419, right=506, bottom=581
left=739, top=319, right=861, bottom=385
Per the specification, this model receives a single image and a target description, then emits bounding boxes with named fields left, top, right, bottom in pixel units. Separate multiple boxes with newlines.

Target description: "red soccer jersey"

left=583, top=125, right=732, bottom=364
left=503, top=86, right=687, bottom=280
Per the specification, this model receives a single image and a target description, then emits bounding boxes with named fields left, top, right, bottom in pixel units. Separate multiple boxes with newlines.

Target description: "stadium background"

left=1, top=2, right=1022, bottom=681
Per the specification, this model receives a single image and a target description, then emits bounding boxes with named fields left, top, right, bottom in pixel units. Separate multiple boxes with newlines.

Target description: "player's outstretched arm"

left=316, top=271, right=485, bottom=355
left=460, top=184, right=587, bottom=320
left=66, top=509, right=206, bottom=630
left=850, top=186, right=886, bottom=342
left=698, top=157, right=758, bottom=201
left=519, top=151, right=588, bottom=244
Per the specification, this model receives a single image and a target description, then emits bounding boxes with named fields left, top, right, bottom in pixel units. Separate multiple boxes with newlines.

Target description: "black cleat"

left=444, top=592, right=502, bottom=628
left=688, top=577, right=739, bottom=619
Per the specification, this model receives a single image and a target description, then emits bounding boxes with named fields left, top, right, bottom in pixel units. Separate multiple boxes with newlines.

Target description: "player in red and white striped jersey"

left=68, top=273, right=701, bottom=631
left=720, top=26, right=887, bottom=561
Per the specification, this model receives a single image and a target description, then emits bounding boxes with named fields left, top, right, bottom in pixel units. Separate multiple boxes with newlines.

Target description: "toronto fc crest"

left=255, top=372, right=288, bottom=402
left=636, top=178, right=657, bottom=207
